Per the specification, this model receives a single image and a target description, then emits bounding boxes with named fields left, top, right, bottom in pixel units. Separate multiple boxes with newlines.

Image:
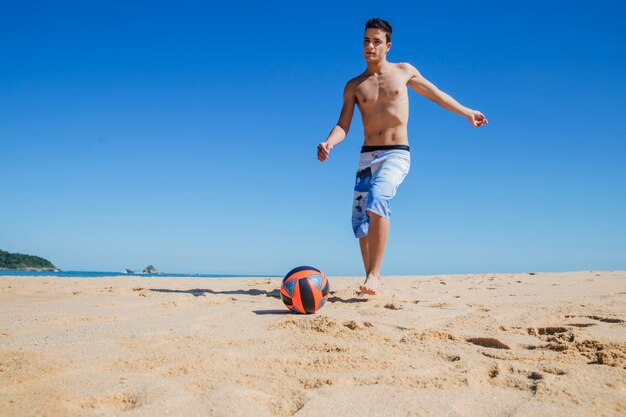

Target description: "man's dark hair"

left=365, top=18, right=392, bottom=43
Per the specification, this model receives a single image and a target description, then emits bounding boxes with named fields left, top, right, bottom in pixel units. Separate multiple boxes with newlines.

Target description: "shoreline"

left=0, top=270, right=278, bottom=279
left=2, top=268, right=624, bottom=279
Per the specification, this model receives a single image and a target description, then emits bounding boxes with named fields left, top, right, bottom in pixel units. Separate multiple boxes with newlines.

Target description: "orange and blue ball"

left=280, top=266, right=329, bottom=314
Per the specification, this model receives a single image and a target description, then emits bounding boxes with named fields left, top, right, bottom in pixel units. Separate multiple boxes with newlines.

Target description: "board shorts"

left=352, top=145, right=411, bottom=238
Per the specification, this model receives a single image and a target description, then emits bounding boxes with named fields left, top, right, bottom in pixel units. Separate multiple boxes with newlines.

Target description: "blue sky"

left=1, top=1, right=625, bottom=276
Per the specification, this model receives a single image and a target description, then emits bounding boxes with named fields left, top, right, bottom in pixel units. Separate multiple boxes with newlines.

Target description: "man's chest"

left=355, top=75, right=408, bottom=107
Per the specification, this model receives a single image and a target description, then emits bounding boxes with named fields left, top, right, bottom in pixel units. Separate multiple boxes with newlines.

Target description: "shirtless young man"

left=317, top=18, right=488, bottom=295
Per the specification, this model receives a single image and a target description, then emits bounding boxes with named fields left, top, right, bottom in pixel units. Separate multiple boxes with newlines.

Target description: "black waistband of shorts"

left=361, top=144, right=410, bottom=153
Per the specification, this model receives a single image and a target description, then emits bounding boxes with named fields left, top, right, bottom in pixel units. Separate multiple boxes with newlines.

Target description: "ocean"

left=0, top=270, right=276, bottom=278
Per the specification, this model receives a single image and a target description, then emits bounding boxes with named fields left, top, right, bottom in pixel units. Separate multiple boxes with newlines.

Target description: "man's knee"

left=366, top=189, right=392, bottom=218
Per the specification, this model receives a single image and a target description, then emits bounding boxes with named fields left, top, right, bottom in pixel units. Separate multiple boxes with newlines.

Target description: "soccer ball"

left=280, top=266, right=329, bottom=314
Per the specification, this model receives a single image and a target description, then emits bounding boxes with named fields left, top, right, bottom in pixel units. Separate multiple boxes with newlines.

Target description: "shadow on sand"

left=149, top=288, right=367, bottom=305
left=252, top=309, right=293, bottom=315
left=150, top=288, right=282, bottom=298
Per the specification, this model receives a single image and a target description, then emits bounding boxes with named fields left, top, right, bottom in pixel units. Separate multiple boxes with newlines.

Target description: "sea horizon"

left=0, top=269, right=278, bottom=279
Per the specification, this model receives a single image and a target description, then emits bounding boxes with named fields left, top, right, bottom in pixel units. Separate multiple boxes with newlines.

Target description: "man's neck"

left=366, top=59, right=390, bottom=75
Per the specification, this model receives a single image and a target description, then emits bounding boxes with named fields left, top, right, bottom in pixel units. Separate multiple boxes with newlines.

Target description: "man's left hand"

left=468, top=111, right=488, bottom=127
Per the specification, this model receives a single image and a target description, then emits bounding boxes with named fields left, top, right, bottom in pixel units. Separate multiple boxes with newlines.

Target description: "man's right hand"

left=317, top=142, right=333, bottom=162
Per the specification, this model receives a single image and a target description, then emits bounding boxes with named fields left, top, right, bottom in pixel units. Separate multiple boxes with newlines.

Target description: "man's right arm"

left=318, top=82, right=356, bottom=162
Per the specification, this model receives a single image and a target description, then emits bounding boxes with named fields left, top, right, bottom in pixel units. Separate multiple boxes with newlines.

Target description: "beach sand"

left=1, top=271, right=625, bottom=416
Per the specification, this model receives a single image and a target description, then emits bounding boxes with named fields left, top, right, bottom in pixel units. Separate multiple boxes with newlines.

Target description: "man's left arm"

left=404, top=64, right=488, bottom=128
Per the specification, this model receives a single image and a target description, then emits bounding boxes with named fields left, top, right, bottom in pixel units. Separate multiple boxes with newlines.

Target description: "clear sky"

left=1, top=1, right=625, bottom=276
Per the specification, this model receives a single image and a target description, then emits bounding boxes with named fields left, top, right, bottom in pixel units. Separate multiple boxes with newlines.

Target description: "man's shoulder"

left=395, top=62, right=418, bottom=73
left=345, top=72, right=368, bottom=90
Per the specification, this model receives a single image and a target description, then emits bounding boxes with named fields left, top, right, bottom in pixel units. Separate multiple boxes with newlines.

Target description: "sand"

left=0, top=271, right=625, bottom=416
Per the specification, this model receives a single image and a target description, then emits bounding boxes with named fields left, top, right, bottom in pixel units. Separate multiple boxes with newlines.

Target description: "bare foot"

left=359, top=274, right=382, bottom=295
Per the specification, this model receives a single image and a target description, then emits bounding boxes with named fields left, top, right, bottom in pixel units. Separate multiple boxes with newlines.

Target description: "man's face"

left=363, top=28, right=390, bottom=63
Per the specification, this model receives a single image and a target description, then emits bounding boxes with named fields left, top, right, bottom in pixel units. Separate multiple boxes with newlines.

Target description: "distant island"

left=0, top=249, right=58, bottom=271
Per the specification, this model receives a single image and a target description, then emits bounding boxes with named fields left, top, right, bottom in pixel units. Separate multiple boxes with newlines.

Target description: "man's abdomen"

left=362, top=124, right=409, bottom=146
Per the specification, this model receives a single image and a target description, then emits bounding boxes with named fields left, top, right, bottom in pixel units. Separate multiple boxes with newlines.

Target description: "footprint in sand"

left=527, top=326, right=568, bottom=336
left=466, top=337, right=511, bottom=350
left=586, top=315, right=624, bottom=324
left=526, top=326, right=626, bottom=368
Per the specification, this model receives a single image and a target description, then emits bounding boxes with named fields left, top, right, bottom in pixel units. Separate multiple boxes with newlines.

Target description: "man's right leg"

left=359, top=211, right=389, bottom=295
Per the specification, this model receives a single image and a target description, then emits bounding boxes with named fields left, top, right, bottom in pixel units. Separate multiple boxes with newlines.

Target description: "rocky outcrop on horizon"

left=143, top=265, right=159, bottom=274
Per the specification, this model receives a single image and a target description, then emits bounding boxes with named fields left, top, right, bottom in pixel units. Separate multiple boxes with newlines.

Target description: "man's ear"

left=387, top=42, right=392, bottom=52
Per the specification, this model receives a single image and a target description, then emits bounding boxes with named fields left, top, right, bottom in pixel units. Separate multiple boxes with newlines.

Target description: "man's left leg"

left=359, top=211, right=389, bottom=295
left=359, top=237, right=370, bottom=275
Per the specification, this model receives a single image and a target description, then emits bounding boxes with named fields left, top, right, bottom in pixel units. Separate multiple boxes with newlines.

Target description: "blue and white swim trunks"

left=352, top=145, right=411, bottom=238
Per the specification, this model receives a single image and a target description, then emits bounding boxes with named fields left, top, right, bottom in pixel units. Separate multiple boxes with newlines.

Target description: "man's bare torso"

left=349, top=63, right=413, bottom=146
